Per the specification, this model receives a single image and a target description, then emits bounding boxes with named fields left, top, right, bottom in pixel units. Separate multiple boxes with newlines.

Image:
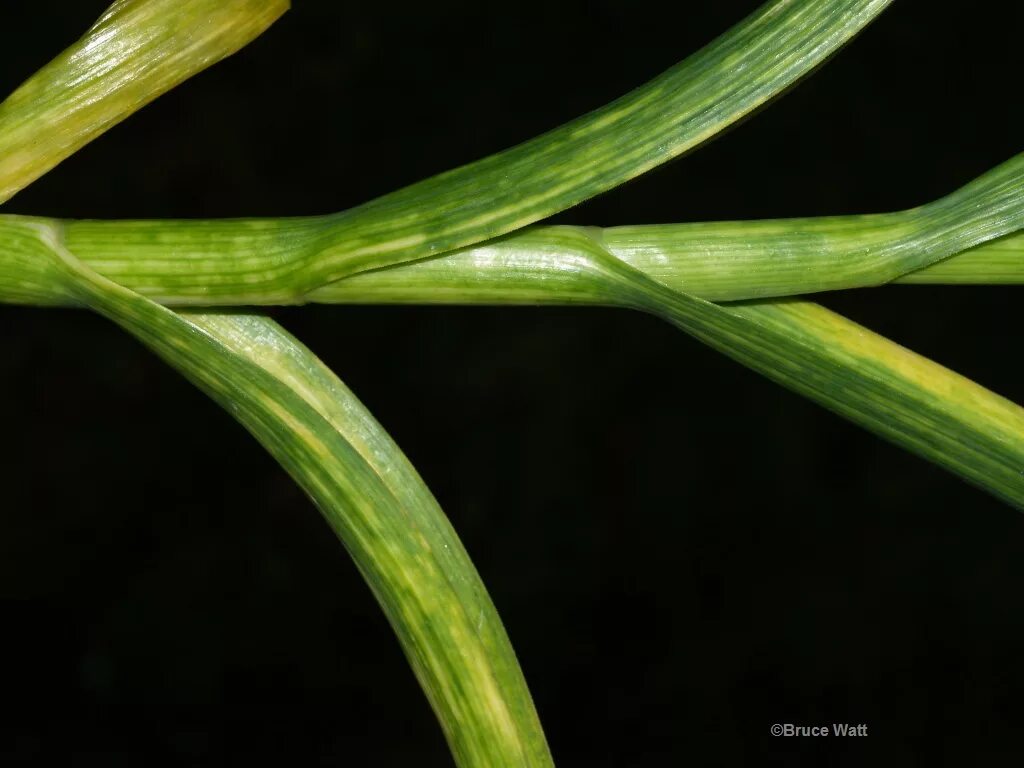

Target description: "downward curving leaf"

left=465, top=228, right=1024, bottom=507
left=0, top=2, right=554, bottom=766
left=26, top=220, right=553, bottom=767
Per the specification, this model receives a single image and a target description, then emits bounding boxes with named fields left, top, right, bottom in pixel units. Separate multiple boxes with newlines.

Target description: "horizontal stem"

left=1, top=152, right=1021, bottom=307
left=17, top=217, right=1024, bottom=507
left=310, top=226, right=1024, bottom=306
left=0, top=222, right=1018, bottom=308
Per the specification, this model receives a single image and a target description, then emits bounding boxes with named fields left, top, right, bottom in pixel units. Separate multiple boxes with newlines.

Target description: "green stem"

left=2, top=152, right=1021, bottom=307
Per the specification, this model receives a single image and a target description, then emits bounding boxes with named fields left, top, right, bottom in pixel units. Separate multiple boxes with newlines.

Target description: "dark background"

left=2, top=1, right=1023, bottom=765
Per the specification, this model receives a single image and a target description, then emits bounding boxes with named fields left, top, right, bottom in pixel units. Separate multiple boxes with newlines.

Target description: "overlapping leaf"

left=1, top=3, right=1021, bottom=768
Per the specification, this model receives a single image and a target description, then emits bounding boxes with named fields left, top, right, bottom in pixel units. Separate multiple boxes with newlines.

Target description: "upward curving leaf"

left=0, top=0, right=895, bottom=297
left=302, top=0, right=894, bottom=281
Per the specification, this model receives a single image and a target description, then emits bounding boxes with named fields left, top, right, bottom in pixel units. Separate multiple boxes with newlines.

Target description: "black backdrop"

left=2, top=1, right=1023, bottom=765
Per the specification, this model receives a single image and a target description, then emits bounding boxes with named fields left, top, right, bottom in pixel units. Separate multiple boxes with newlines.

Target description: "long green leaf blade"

left=561, top=230, right=1024, bottom=506
left=669, top=297, right=1024, bottom=506
left=301, top=0, right=893, bottom=280
left=25, top=220, right=553, bottom=767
